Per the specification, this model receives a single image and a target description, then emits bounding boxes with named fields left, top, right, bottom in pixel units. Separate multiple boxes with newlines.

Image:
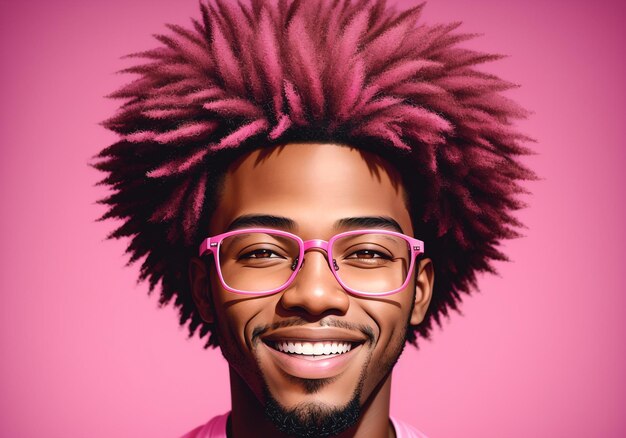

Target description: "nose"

left=279, top=249, right=350, bottom=317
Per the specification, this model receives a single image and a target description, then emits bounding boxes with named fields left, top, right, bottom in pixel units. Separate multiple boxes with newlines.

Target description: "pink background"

left=1, top=0, right=625, bottom=436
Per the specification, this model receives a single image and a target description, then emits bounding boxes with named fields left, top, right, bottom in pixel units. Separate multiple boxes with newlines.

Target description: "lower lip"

left=263, top=342, right=362, bottom=379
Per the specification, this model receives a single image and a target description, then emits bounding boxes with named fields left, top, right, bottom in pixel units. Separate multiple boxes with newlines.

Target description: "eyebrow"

left=335, top=216, right=404, bottom=233
left=226, top=214, right=404, bottom=234
left=226, top=214, right=297, bottom=231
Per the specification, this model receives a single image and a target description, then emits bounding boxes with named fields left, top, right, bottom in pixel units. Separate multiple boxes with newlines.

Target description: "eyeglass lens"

left=218, top=232, right=411, bottom=294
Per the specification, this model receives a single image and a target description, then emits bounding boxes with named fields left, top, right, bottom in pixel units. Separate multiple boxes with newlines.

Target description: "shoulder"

left=390, top=416, right=430, bottom=438
left=179, top=412, right=230, bottom=438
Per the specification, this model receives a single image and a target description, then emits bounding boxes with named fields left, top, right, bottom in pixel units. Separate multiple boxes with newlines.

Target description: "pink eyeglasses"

left=199, top=228, right=424, bottom=297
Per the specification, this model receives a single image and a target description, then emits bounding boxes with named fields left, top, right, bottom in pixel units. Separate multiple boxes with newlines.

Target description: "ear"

left=189, top=256, right=214, bottom=324
left=410, top=257, right=434, bottom=326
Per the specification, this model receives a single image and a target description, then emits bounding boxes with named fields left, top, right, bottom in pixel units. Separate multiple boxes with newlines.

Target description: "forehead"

left=209, top=143, right=413, bottom=237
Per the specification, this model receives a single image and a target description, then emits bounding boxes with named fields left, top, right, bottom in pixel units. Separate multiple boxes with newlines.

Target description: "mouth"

left=265, top=340, right=361, bottom=359
left=258, top=327, right=369, bottom=379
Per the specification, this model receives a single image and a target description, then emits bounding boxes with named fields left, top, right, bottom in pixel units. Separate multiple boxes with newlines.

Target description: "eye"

left=239, top=248, right=283, bottom=259
left=346, top=249, right=391, bottom=260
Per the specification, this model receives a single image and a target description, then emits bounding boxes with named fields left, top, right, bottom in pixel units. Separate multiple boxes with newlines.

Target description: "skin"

left=189, top=143, right=434, bottom=438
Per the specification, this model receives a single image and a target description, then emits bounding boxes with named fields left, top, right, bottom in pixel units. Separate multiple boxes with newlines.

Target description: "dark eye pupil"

left=254, top=249, right=272, bottom=258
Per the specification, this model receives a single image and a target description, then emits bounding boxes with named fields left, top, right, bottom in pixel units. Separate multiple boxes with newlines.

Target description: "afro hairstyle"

left=94, top=0, right=535, bottom=347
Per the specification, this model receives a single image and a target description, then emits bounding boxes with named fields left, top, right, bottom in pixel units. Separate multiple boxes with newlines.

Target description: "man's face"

left=191, top=143, right=432, bottom=433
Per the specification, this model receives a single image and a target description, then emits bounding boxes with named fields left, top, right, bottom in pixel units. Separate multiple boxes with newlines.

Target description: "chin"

left=263, top=384, right=362, bottom=438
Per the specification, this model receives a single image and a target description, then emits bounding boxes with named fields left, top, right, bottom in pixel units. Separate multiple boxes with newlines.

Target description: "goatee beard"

left=256, top=312, right=414, bottom=437
left=263, top=386, right=361, bottom=438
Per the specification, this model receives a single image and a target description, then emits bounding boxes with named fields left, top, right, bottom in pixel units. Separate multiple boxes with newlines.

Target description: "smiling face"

left=190, top=143, right=433, bottom=436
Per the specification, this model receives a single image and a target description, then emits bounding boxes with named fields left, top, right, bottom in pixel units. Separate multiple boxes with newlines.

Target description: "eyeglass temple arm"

left=410, top=238, right=424, bottom=254
left=198, top=238, right=217, bottom=257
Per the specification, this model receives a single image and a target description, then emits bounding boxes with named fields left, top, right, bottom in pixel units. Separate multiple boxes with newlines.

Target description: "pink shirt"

left=181, top=412, right=429, bottom=438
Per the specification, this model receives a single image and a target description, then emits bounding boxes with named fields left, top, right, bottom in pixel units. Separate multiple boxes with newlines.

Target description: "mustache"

left=251, top=318, right=375, bottom=345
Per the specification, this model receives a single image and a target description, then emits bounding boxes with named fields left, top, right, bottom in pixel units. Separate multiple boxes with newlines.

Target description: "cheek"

left=352, top=297, right=411, bottom=399
left=212, top=295, right=268, bottom=384
left=214, top=298, right=254, bottom=346
left=362, top=292, right=413, bottom=334
left=210, top=279, right=276, bottom=353
left=209, top=278, right=250, bottom=352
left=361, top=294, right=413, bottom=356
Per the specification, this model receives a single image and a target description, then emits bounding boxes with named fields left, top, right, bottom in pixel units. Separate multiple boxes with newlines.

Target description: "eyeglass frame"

left=198, top=227, right=424, bottom=297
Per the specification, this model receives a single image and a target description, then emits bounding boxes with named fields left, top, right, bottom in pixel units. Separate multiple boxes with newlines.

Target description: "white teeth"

left=312, top=343, right=324, bottom=355
left=274, top=341, right=353, bottom=356
left=303, top=342, right=313, bottom=355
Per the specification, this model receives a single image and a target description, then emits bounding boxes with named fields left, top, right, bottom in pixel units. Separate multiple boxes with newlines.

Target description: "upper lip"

left=260, top=327, right=369, bottom=345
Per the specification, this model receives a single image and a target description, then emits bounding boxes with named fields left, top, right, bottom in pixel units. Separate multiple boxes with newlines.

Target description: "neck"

left=228, top=367, right=395, bottom=438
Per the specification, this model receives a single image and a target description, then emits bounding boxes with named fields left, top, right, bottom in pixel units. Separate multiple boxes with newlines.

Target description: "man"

left=95, top=0, right=533, bottom=436
left=186, top=142, right=433, bottom=438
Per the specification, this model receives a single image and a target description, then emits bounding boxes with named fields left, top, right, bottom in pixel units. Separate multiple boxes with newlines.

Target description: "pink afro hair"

left=94, top=0, right=535, bottom=347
